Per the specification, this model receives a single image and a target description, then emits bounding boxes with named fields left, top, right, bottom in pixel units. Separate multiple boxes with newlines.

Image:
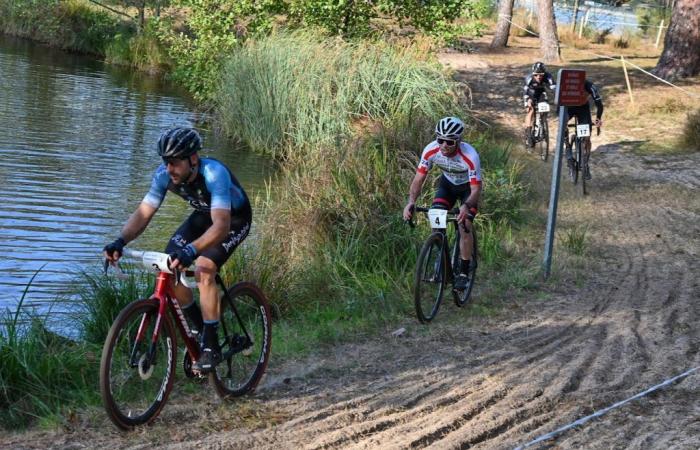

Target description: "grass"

left=561, top=225, right=589, bottom=256
left=1, top=31, right=536, bottom=430
left=0, top=268, right=101, bottom=429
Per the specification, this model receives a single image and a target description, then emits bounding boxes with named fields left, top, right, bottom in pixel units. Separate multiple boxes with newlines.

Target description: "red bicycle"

left=99, top=248, right=271, bottom=430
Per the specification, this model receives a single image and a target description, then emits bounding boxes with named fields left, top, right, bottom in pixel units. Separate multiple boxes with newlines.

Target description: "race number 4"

left=427, top=209, right=448, bottom=229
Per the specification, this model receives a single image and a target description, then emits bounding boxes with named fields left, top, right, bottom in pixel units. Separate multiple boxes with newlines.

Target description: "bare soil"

left=4, top=37, right=699, bottom=450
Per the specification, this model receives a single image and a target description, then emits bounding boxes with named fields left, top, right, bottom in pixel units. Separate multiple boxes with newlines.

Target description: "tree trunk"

left=137, top=1, right=146, bottom=33
left=537, top=0, right=561, bottom=62
left=571, top=0, right=580, bottom=32
left=653, top=0, right=700, bottom=80
left=491, top=0, right=516, bottom=48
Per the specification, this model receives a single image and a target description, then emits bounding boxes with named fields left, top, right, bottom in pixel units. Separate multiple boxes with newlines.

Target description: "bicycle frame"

left=135, top=271, right=200, bottom=370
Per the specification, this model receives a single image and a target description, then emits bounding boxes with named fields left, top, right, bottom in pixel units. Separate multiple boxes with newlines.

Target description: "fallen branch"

left=86, top=0, right=135, bottom=21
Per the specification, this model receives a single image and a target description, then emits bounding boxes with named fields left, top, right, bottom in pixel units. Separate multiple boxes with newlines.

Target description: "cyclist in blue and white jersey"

left=403, top=117, right=482, bottom=291
left=103, top=127, right=252, bottom=373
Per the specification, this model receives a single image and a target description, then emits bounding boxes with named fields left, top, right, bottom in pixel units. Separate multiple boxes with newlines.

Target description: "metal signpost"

left=543, top=69, right=587, bottom=279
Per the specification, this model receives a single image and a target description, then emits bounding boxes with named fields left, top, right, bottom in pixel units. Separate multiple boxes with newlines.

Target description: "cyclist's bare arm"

left=403, top=172, right=428, bottom=220
left=104, top=202, right=158, bottom=262
left=457, top=184, right=482, bottom=224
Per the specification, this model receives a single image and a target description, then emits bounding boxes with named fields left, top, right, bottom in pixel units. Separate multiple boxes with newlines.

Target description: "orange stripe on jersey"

left=424, top=147, right=440, bottom=159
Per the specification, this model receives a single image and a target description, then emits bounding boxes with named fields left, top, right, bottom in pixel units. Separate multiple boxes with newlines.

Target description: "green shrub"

left=680, top=108, right=700, bottom=152
left=0, top=0, right=121, bottom=55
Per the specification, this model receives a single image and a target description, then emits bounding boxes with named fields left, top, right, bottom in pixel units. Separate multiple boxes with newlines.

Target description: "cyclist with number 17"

left=103, top=127, right=252, bottom=374
left=566, top=79, right=604, bottom=180
left=403, top=117, right=482, bottom=291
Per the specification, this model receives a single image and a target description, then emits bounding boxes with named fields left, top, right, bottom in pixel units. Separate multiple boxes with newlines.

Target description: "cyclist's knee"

left=194, top=261, right=217, bottom=285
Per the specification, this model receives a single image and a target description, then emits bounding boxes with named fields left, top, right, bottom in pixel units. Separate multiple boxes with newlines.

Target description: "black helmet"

left=435, top=116, right=465, bottom=140
left=157, top=127, right=202, bottom=159
left=532, top=62, right=546, bottom=74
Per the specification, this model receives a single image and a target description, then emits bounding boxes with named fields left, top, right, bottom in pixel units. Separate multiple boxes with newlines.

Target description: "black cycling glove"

left=103, top=237, right=126, bottom=258
left=170, top=243, right=197, bottom=268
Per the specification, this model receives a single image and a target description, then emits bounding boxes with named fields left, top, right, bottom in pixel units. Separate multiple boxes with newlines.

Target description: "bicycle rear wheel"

left=569, top=137, right=579, bottom=185
left=414, top=232, right=447, bottom=323
left=454, top=228, right=478, bottom=307
left=100, top=298, right=176, bottom=430
left=537, top=114, right=549, bottom=162
left=211, top=282, right=272, bottom=399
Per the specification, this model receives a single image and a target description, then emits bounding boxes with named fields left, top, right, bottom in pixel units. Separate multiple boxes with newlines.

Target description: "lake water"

left=0, top=35, right=273, bottom=312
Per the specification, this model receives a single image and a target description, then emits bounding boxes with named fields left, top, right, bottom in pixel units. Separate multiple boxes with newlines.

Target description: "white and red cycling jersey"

left=416, top=141, right=482, bottom=186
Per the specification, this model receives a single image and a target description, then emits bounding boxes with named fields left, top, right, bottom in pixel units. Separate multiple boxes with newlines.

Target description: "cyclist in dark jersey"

left=523, top=61, right=556, bottom=148
left=566, top=79, right=604, bottom=180
left=103, top=127, right=252, bottom=373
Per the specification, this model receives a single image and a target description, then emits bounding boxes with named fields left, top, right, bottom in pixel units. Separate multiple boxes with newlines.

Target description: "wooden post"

left=655, top=20, right=664, bottom=48
left=621, top=55, right=634, bottom=105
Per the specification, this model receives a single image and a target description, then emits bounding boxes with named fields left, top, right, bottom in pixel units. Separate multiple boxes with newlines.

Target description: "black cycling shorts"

left=526, top=91, right=548, bottom=106
left=165, top=209, right=252, bottom=269
left=431, top=175, right=471, bottom=210
left=566, top=104, right=593, bottom=126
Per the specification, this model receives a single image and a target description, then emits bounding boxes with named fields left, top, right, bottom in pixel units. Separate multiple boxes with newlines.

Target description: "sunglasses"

left=437, top=138, right=457, bottom=146
left=162, top=156, right=185, bottom=165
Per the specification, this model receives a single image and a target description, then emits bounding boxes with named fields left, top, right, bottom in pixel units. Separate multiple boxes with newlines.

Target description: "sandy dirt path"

left=4, top=42, right=699, bottom=450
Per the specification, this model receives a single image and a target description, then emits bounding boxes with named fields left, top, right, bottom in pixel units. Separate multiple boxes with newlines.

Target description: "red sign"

left=556, top=69, right=588, bottom=106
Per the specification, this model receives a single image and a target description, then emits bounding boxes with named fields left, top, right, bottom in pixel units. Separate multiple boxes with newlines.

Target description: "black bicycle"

left=409, top=206, right=477, bottom=323
left=564, top=118, right=599, bottom=196
left=531, top=97, right=550, bottom=161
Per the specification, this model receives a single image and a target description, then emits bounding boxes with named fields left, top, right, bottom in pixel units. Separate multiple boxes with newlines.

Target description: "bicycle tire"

left=414, top=232, right=447, bottom=323
left=537, top=114, right=549, bottom=162
left=576, top=139, right=586, bottom=196
left=453, top=228, right=478, bottom=307
left=100, top=298, right=177, bottom=430
left=211, top=282, right=272, bottom=399
left=570, top=137, right=580, bottom=185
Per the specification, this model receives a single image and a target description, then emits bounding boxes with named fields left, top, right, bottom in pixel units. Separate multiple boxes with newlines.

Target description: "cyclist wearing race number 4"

left=403, top=117, right=482, bottom=291
left=523, top=61, right=556, bottom=148
left=103, top=127, right=252, bottom=374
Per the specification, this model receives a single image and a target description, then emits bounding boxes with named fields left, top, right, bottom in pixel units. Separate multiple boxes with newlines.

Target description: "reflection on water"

left=0, top=35, right=273, bottom=310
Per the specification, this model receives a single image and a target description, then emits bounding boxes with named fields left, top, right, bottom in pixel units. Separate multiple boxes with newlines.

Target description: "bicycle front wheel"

left=100, top=298, right=177, bottom=430
left=570, top=137, right=579, bottom=185
left=414, top=232, right=447, bottom=323
left=578, top=142, right=588, bottom=196
left=537, top=115, right=549, bottom=162
left=211, top=282, right=272, bottom=399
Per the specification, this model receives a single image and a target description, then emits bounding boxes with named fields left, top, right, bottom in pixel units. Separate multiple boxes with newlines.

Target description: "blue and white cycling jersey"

left=143, top=158, right=250, bottom=216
